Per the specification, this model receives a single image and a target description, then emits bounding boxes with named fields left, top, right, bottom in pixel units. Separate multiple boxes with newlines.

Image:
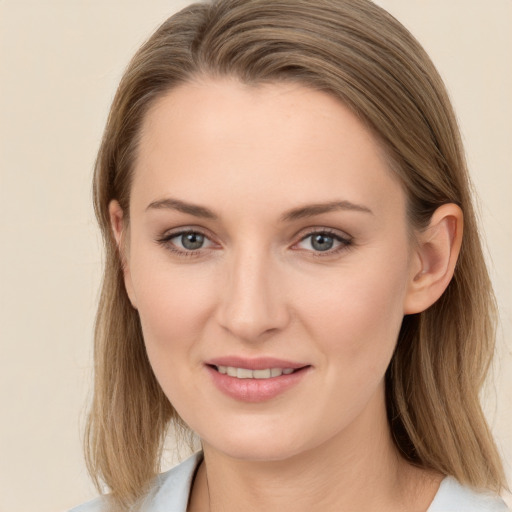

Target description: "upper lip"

left=205, top=356, right=309, bottom=370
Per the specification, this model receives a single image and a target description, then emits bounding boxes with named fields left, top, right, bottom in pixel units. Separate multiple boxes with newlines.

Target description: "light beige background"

left=0, top=1, right=510, bottom=511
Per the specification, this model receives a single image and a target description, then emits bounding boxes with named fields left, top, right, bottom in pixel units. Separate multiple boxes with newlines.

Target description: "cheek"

left=129, top=259, right=220, bottom=412
left=128, top=249, right=218, bottom=363
left=287, top=256, right=410, bottom=434
left=300, top=253, right=410, bottom=373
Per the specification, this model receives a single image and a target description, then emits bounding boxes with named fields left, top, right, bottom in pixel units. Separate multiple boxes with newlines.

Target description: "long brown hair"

left=85, top=0, right=506, bottom=509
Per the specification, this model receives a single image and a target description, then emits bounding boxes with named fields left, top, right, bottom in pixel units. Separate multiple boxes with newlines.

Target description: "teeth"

left=237, top=368, right=253, bottom=379
left=253, top=369, right=271, bottom=379
left=215, top=366, right=296, bottom=379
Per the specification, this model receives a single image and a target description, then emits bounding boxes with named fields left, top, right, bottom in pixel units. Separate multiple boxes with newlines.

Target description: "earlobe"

left=404, top=203, right=463, bottom=315
left=108, top=200, right=138, bottom=309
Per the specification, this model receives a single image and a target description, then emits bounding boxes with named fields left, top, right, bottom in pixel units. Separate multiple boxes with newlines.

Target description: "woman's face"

left=116, top=78, right=421, bottom=461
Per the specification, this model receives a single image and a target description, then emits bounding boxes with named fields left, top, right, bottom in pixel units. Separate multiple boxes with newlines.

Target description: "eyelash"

left=156, top=228, right=353, bottom=259
left=295, top=228, right=353, bottom=258
left=156, top=229, right=214, bottom=259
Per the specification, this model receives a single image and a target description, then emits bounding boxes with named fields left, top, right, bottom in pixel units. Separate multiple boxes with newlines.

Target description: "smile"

left=215, top=366, right=296, bottom=379
left=206, top=362, right=311, bottom=402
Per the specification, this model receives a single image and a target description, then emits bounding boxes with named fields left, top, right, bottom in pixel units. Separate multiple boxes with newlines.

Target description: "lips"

left=206, top=356, right=307, bottom=371
left=214, top=366, right=296, bottom=379
left=205, top=357, right=311, bottom=402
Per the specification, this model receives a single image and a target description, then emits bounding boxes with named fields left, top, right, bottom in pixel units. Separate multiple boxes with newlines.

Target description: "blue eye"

left=157, top=229, right=214, bottom=256
left=310, top=233, right=335, bottom=251
left=178, top=232, right=205, bottom=250
left=297, top=230, right=351, bottom=253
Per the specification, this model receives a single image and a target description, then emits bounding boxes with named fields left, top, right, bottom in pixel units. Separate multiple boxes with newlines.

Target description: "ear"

left=404, top=203, right=463, bottom=314
left=109, top=200, right=137, bottom=309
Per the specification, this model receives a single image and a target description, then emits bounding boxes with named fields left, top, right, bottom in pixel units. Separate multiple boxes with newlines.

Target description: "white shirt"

left=70, top=452, right=509, bottom=512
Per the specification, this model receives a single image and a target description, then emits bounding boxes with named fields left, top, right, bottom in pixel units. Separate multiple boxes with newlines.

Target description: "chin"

left=214, top=441, right=305, bottom=462
left=200, top=422, right=323, bottom=463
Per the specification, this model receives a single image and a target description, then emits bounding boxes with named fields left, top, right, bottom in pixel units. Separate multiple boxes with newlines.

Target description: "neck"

left=188, top=386, right=442, bottom=512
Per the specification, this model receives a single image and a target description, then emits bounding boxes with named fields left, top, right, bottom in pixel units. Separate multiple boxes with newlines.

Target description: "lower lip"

left=206, top=365, right=310, bottom=403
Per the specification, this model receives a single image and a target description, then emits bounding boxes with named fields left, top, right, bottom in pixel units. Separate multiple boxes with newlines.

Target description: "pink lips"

left=205, top=357, right=311, bottom=403
left=206, top=356, right=307, bottom=370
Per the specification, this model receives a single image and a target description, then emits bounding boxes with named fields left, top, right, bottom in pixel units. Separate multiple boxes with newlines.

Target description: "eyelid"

left=295, top=226, right=351, bottom=242
left=158, top=226, right=213, bottom=241
left=156, top=226, right=353, bottom=258
left=292, top=227, right=353, bottom=255
left=156, top=226, right=219, bottom=257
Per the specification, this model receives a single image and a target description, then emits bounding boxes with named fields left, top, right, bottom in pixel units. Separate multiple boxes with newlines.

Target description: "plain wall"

left=0, top=1, right=510, bottom=511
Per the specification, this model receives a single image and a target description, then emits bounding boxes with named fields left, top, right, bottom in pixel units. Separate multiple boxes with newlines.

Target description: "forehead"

left=132, top=78, right=405, bottom=220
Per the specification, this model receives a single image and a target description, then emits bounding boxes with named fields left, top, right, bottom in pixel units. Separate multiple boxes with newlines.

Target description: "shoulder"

left=150, top=451, right=203, bottom=511
left=428, top=476, right=510, bottom=512
left=68, top=452, right=203, bottom=512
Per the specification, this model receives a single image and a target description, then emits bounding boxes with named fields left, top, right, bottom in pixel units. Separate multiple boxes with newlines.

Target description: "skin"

left=110, top=78, right=463, bottom=512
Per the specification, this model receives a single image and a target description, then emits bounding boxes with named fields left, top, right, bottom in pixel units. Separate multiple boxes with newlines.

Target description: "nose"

left=215, top=247, right=290, bottom=343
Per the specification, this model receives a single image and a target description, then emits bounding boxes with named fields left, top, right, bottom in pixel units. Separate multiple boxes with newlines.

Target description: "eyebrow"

left=280, top=200, right=373, bottom=221
left=146, top=197, right=218, bottom=219
left=145, top=197, right=373, bottom=221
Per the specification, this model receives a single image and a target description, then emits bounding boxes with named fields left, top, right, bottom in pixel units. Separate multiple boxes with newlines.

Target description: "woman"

left=72, top=0, right=509, bottom=510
